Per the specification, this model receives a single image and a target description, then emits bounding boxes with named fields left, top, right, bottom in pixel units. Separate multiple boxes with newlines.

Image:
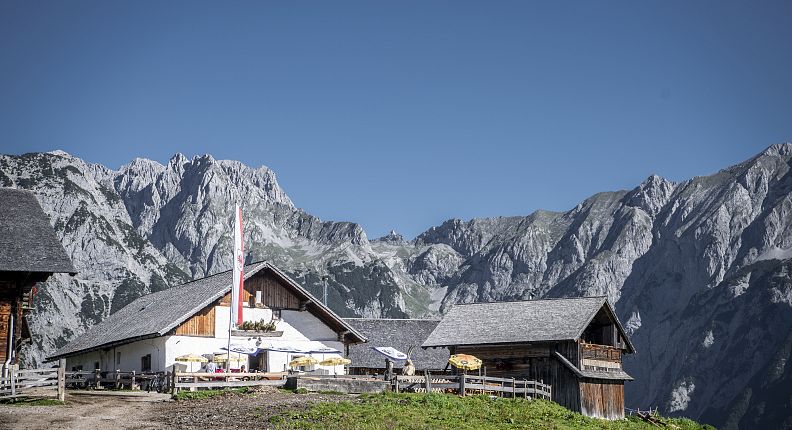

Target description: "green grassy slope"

left=271, top=393, right=715, bottom=430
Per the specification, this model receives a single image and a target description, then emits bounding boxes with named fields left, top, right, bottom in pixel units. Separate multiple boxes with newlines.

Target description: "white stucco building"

left=49, top=262, right=366, bottom=375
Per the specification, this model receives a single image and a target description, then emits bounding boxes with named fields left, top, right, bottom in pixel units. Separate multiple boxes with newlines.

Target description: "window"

left=141, top=354, right=152, bottom=372
left=116, top=352, right=121, bottom=365
left=93, top=362, right=99, bottom=371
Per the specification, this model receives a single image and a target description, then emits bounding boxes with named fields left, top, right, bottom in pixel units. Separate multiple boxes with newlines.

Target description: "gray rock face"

left=2, top=143, right=791, bottom=429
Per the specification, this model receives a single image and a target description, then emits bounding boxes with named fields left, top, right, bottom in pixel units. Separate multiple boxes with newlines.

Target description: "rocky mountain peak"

left=375, top=229, right=405, bottom=243
left=760, top=142, right=792, bottom=158
left=624, top=174, right=677, bottom=217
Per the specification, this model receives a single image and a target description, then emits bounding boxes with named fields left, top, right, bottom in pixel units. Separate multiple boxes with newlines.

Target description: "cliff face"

left=2, top=143, right=791, bottom=429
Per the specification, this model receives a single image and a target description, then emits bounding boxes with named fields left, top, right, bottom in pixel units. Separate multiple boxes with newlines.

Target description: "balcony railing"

left=581, top=343, right=621, bottom=362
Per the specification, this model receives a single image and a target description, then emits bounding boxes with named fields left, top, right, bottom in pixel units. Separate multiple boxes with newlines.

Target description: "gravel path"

left=0, top=388, right=351, bottom=430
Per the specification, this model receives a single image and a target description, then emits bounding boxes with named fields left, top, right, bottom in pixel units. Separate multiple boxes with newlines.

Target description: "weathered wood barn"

left=422, top=297, right=635, bottom=419
left=0, top=188, right=76, bottom=369
left=344, top=318, right=449, bottom=374
left=49, top=261, right=366, bottom=374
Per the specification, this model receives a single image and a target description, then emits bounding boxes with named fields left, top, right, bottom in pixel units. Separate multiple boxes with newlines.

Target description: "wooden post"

left=94, top=368, right=101, bottom=389
left=459, top=374, right=466, bottom=396
left=424, top=370, right=431, bottom=393
left=131, top=370, right=136, bottom=390
left=10, top=366, right=16, bottom=397
left=169, top=371, right=177, bottom=396
left=394, top=376, right=399, bottom=393
left=57, top=359, right=66, bottom=402
left=115, top=370, right=121, bottom=389
left=511, top=378, right=515, bottom=398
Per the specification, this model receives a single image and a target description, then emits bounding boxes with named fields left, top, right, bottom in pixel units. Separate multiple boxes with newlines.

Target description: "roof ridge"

left=170, top=260, right=268, bottom=287
left=452, top=296, right=607, bottom=307
left=344, top=318, right=441, bottom=322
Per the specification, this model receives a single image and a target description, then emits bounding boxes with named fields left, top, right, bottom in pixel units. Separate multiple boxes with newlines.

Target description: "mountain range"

left=2, top=144, right=791, bottom=429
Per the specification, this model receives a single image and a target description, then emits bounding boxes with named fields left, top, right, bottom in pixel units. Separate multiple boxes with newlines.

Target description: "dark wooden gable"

left=218, top=269, right=301, bottom=310
left=580, top=306, right=630, bottom=351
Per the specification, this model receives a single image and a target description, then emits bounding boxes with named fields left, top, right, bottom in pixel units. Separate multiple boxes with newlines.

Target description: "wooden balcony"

left=581, top=343, right=622, bottom=372
left=581, top=343, right=622, bottom=362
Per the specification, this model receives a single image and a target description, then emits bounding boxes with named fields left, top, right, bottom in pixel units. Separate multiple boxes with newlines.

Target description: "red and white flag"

left=230, top=204, right=244, bottom=327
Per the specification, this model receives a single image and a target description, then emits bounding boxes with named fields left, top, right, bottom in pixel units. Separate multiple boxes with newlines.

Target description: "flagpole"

left=227, top=301, right=232, bottom=371
left=227, top=203, right=244, bottom=372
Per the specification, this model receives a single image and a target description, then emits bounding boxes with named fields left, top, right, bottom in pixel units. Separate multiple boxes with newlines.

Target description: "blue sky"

left=1, top=1, right=790, bottom=238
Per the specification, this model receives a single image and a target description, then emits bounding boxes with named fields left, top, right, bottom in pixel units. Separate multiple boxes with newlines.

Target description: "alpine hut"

left=422, top=297, right=635, bottom=419
left=344, top=318, right=449, bottom=375
left=0, top=188, right=76, bottom=369
left=49, top=261, right=366, bottom=375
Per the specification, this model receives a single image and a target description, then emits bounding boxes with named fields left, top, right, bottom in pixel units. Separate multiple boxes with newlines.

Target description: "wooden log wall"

left=580, top=379, right=625, bottom=419
left=174, top=305, right=216, bottom=337
left=456, top=341, right=582, bottom=412
left=0, top=280, right=24, bottom=364
left=0, top=300, right=10, bottom=363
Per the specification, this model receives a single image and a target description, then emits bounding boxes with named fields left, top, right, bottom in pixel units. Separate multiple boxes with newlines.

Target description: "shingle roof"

left=49, top=261, right=365, bottom=360
left=422, top=296, right=635, bottom=353
left=344, top=318, right=449, bottom=370
left=0, top=188, right=76, bottom=274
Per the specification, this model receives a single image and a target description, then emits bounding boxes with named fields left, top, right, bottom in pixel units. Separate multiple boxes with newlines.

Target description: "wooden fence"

left=394, top=372, right=551, bottom=400
left=1, top=365, right=65, bottom=401
left=172, top=372, right=286, bottom=393
left=64, top=369, right=169, bottom=391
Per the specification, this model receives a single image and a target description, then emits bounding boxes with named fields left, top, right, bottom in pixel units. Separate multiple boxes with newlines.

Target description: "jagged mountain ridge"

left=1, top=144, right=791, bottom=429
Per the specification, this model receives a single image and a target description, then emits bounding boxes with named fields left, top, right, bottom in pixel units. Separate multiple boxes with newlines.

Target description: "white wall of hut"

left=65, top=302, right=346, bottom=374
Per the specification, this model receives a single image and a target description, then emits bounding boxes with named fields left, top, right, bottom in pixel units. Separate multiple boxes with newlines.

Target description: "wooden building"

left=422, top=297, right=635, bottom=419
left=49, top=261, right=367, bottom=374
left=344, top=318, right=449, bottom=374
left=0, top=188, right=76, bottom=369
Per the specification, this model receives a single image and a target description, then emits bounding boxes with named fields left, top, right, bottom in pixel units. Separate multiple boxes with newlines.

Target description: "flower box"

left=231, top=330, right=283, bottom=337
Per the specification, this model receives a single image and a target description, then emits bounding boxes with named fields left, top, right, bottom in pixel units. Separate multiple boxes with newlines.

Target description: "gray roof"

left=344, top=318, right=449, bottom=370
left=422, top=296, right=635, bottom=353
left=0, top=188, right=76, bottom=274
left=49, top=261, right=365, bottom=360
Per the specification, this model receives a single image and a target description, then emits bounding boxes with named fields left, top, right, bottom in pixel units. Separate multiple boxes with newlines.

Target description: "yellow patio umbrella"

left=175, top=354, right=208, bottom=372
left=319, top=357, right=351, bottom=366
left=175, top=354, right=208, bottom=362
left=448, top=354, right=482, bottom=371
left=213, top=353, right=246, bottom=363
left=289, top=356, right=319, bottom=368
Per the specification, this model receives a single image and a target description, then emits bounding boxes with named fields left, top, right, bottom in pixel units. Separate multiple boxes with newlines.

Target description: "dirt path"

left=0, top=391, right=171, bottom=430
left=0, top=388, right=350, bottom=430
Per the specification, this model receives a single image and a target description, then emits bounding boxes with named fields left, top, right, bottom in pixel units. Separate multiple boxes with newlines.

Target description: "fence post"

left=131, top=370, right=136, bottom=390
left=523, top=379, right=528, bottom=399
left=115, top=370, right=121, bottom=389
left=459, top=374, right=466, bottom=396
left=394, top=376, right=399, bottom=393
left=169, top=371, right=178, bottom=396
left=511, top=377, right=515, bottom=398
left=10, top=366, right=16, bottom=397
left=57, top=359, right=66, bottom=401
left=424, top=370, right=431, bottom=393
left=94, top=368, right=101, bottom=389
